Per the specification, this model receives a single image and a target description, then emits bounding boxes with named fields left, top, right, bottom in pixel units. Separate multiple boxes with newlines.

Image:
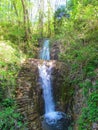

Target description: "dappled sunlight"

left=0, top=41, right=25, bottom=63
left=0, top=41, right=15, bottom=62
left=0, top=0, right=98, bottom=130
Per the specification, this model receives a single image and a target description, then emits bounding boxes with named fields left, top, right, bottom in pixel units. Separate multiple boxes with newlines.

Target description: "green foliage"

left=0, top=99, right=26, bottom=130
left=0, top=0, right=23, bottom=23
left=78, top=91, right=98, bottom=130
left=0, top=24, right=29, bottom=129
left=0, top=40, right=25, bottom=102
left=54, top=5, right=68, bottom=19
left=1, top=98, right=15, bottom=107
left=0, top=0, right=98, bottom=129
left=54, top=0, right=98, bottom=129
left=0, top=22, right=25, bottom=43
left=0, top=0, right=39, bottom=57
left=0, top=22, right=38, bottom=57
left=54, top=6, right=70, bottom=34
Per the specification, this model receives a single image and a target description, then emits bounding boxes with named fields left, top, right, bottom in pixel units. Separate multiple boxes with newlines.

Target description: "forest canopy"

left=0, top=0, right=98, bottom=130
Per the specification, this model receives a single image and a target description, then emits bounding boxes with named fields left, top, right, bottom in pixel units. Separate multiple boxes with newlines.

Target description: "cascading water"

left=40, top=40, right=50, bottom=60
left=39, top=40, right=55, bottom=114
left=38, top=62, right=55, bottom=114
left=38, top=40, right=69, bottom=130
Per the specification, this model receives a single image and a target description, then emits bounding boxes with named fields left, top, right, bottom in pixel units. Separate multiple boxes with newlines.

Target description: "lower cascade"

left=38, top=40, right=69, bottom=130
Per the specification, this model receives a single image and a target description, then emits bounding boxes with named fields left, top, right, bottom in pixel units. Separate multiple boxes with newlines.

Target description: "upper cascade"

left=40, top=40, right=50, bottom=60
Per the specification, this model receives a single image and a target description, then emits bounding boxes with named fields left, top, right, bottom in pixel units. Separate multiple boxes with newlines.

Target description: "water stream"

left=38, top=40, right=68, bottom=130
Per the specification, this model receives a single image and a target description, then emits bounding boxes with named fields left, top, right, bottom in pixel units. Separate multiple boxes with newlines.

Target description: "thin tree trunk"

left=47, top=0, right=51, bottom=37
left=21, top=0, right=30, bottom=41
left=38, top=0, right=44, bottom=38
left=12, top=1, right=18, bottom=17
left=12, top=0, right=21, bottom=25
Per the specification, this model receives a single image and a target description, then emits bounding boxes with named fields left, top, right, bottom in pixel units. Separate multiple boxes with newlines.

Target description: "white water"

left=38, top=40, right=55, bottom=113
left=40, top=40, right=50, bottom=60
left=38, top=40, right=68, bottom=129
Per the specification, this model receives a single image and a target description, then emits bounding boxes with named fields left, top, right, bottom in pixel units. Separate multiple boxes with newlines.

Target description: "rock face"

left=16, top=58, right=68, bottom=130
left=52, top=62, right=70, bottom=112
left=50, top=41, right=60, bottom=60
left=16, top=59, right=42, bottom=130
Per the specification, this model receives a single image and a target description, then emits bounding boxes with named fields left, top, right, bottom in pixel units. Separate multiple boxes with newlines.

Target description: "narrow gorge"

left=16, top=39, right=98, bottom=130
left=39, top=40, right=69, bottom=130
left=16, top=40, right=70, bottom=130
left=0, top=1, right=98, bottom=130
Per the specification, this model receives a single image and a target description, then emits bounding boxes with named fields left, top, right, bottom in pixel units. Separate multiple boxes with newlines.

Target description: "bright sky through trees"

left=29, top=0, right=66, bottom=22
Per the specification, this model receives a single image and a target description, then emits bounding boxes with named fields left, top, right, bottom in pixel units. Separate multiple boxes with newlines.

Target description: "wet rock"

left=16, top=58, right=68, bottom=130
left=92, top=123, right=98, bottom=130
left=42, top=112, right=69, bottom=130
left=50, top=41, right=60, bottom=60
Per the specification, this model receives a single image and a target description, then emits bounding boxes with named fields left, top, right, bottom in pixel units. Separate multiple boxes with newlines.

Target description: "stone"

left=92, top=123, right=98, bottom=130
left=50, top=41, right=60, bottom=60
left=16, top=58, right=68, bottom=130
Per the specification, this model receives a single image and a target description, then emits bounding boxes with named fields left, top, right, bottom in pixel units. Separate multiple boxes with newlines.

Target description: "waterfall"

left=40, top=40, right=50, bottom=60
left=38, top=40, right=69, bottom=130
left=38, top=40, right=55, bottom=113
left=38, top=63, right=55, bottom=113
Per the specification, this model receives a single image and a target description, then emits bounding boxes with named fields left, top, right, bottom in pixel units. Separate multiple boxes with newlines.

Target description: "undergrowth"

left=0, top=40, right=26, bottom=130
left=54, top=3, right=98, bottom=130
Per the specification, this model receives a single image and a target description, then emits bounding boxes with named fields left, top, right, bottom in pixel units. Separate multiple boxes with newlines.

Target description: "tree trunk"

left=21, top=0, right=30, bottom=42
left=12, top=1, right=18, bottom=17
left=38, top=0, right=44, bottom=38
left=12, top=0, right=21, bottom=25
left=47, top=0, right=51, bottom=37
